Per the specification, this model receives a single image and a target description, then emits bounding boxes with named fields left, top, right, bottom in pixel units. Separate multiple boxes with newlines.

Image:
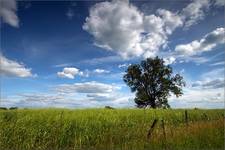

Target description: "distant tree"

left=9, top=107, right=18, bottom=110
left=105, top=106, right=115, bottom=109
left=123, top=56, right=185, bottom=108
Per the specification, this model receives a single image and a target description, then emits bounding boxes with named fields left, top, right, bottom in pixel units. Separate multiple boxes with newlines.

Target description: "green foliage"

left=0, top=109, right=223, bottom=150
left=124, top=56, right=185, bottom=108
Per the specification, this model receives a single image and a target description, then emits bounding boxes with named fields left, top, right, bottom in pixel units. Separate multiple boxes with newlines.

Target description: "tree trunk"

left=148, top=97, right=156, bottom=108
left=151, top=101, right=156, bottom=108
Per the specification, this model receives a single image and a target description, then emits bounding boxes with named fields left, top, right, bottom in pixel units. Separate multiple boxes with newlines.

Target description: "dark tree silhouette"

left=123, top=56, right=185, bottom=108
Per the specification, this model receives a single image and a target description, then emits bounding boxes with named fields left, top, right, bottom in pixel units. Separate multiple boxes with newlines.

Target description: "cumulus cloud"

left=82, top=0, right=225, bottom=67
left=57, top=67, right=79, bottom=79
left=83, top=0, right=144, bottom=58
left=179, top=0, right=224, bottom=29
left=156, top=9, right=183, bottom=34
left=0, top=0, right=19, bottom=27
left=83, top=0, right=223, bottom=59
left=57, top=67, right=87, bottom=79
left=0, top=54, right=33, bottom=77
left=175, top=27, right=225, bottom=56
left=83, top=0, right=183, bottom=59
left=181, top=0, right=210, bottom=28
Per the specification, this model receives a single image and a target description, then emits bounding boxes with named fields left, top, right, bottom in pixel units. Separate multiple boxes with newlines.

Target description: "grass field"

left=0, top=108, right=224, bottom=150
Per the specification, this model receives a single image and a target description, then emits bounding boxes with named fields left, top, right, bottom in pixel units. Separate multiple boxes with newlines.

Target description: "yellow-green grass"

left=0, top=108, right=224, bottom=150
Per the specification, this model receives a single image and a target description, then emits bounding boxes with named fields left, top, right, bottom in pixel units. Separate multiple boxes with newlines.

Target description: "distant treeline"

left=0, top=107, right=18, bottom=110
left=0, top=106, right=116, bottom=110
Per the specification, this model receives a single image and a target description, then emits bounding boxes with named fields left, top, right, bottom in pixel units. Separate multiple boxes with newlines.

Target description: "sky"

left=0, top=0, right=224, bottom=108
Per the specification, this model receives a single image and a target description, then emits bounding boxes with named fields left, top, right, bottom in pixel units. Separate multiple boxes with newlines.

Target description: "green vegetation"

left=0, top=108, right=224, bottom=150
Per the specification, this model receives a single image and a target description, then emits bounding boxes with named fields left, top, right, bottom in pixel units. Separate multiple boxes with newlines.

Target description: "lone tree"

left=123, top=56, right=185, bottom=108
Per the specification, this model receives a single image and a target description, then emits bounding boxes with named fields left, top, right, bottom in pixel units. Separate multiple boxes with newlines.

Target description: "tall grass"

left=0, top=108, right=224, bottom=150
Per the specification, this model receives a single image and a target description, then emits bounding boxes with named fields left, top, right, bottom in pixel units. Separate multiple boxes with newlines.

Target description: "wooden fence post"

left=185, top=110, right=188, bottom=126
left=161, top=119, right=166, bottom=139
left=202, top=113, right=209, bottom=120
left=147, top=119, right=158, bottom=139
left=161, top=119, right=167, bottom=150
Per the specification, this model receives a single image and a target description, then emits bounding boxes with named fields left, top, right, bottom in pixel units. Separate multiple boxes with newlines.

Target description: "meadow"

left=0, top=108, right=224, bottom=150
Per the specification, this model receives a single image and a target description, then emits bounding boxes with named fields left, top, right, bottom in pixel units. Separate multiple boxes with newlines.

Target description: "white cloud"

left=57, top=67, right=111, bottom=79
left=7, top=91, right=134, bottom=108
left=183, top=56, right=209, bottom=64
left=0, top=0, right=19, bottom=27
left=170, top=68, right=224, bottom=108
left=56, top=81, right=120, bottom=94
left=93, top=69, right=110, bottom=74
left=175, top=27, right=225, bottom=56
left=172, top=50, right=224, bottom=65
left=78, top=70, right=89, bottom=77
left=2, top=81, right=134, bottom=108
left=86, top=92, right=134, bottom=107
left=83, top=0, right=222, bottom=59
left=170, top=87, right=224, bottom=108
left=163, top=56, right=176, bottom=65
left=181, top=0, right=210, bottom=28
left=83, top=0, right=144, bottom=59
left=0, top=54, right=33, bottom=77
left=83, top=0, right=183, bottom=59
left=118, top=63, right=131, bottom=68
left=57, top=67, right=83, bottom=79
left=156, top=9, right=183, bottom=34
left=209, top=61, right=225, bottom=66
left=2, top=93, right=88, bottom=108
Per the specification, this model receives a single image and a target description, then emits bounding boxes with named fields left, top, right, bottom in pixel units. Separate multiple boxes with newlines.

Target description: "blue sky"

left=0, top=0, right=224, bottom=108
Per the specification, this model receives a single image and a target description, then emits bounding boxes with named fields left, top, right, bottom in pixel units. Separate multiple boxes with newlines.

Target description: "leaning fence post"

left=202, top=113, right=209, bottom=120
left=147, top=119, right=158, bottom=139
left=161, top=119, right=167, bottom=150
left=161, top=119, right=166, bottom=139
left=185, top=110, right=188, bottom=126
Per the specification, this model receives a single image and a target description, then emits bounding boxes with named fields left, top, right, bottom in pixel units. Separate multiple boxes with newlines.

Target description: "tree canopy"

left=123, top=56, right=185, bottom=108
